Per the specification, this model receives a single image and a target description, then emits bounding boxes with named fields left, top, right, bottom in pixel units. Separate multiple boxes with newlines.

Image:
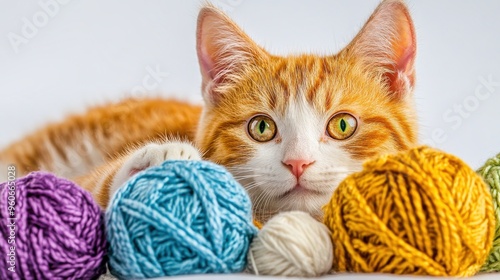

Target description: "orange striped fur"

left=0, top=98, right=201, bottom=176
left=0, top=0, right=418, bottom=222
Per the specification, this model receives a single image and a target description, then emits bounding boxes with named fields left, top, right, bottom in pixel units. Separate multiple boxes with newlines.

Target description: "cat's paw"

left=110, top=142, right=201, bottom=198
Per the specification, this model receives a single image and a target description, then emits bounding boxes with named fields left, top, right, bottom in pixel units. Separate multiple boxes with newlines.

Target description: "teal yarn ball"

left=106, top=160, right=257, bottom=279
left=478, top=153, right=500, bottom=272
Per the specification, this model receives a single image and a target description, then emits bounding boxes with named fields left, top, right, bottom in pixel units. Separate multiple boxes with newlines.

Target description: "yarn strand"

left=0, top=172, right=107, bottom=280
left=106, top=160, right=257, bottom=279
left=478, top=153, right=500, bottom=272
left=323, top=146, right=496, bottom=276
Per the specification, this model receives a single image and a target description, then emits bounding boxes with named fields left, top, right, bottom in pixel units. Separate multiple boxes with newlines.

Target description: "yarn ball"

left=106, top=160, right=257, bottom=279
left=477, top=153, right=500, bottom=272
left=323, top=146, right=496, bottom=276
left=247, top=211, right=333, bottom=277
left=0, top=172, right=107, bottom=280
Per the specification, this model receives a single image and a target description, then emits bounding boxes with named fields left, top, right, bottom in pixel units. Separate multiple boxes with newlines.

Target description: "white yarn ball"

left=247, top=211, right=333, bottom=277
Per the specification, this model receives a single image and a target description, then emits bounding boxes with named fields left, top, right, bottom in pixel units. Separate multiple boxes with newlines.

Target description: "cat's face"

left=195, top=0, right=418, bottom=221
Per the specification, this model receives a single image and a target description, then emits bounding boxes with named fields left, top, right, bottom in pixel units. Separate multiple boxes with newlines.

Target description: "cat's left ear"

left=345, top=0, right=416, bottom=99
left=196, top=5, right=267, bottom=106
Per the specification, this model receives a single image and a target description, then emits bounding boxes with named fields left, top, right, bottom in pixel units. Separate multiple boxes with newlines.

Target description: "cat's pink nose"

left=283, top=159, right=315, bottom=179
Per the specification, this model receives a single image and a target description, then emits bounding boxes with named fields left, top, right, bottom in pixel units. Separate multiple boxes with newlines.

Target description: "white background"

left=1, top=0, right=500, bottom=169
left=1, top=1, right=499, bottom=279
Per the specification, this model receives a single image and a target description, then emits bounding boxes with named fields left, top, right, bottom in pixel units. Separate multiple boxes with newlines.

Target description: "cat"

left=0, top=0, right=418, bottom=223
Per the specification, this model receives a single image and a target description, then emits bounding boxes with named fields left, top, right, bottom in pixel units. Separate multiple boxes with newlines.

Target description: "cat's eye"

left=327, top=112, right=357, bottom=140
left=247, top=115, right=277, bottom=142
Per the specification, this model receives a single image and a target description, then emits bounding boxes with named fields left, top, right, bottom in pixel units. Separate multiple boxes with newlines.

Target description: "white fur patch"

left=110, top=141, right=201, bottom=205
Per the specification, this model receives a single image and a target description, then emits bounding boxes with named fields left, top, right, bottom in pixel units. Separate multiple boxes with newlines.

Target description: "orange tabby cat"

left=0, top=0, right=418, bottom=222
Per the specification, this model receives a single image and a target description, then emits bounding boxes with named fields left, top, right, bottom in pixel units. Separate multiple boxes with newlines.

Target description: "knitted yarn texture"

left=247, top=211, right=333, bottom=277
left=106, top=160, right=257, bottom=279
left=0, top=172, right=107, bottom=280
left=477, top=153, right=500, bottom=272
left=323, top=146, right=495, bottom=276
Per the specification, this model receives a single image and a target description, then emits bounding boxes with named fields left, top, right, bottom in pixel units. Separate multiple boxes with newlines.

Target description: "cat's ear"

left=196, top=5, right=266, bottom=106
left=345, top=0, right=416, bottom=99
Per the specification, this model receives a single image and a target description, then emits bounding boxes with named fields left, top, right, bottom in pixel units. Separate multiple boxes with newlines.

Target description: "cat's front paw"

left=110, top=142, right=201, bottom=197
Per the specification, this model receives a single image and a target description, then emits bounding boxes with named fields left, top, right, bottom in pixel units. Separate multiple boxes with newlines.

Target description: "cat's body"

left=0, top=0, right=418, bottom=222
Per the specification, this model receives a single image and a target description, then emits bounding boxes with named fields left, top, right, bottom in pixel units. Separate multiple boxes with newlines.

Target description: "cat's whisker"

left=244, top=183, right=266, bottom=192
left=247, top=181, right=269, bottom=191
left=262, top=193, right=274, bottom=215
left=318, top=169, right=358, bottom=175
left=260, top=189, right=277, bottom=211
left=229, top=165, right=259, bottom=169
left=245, top=181, right=266, bottom=189
left=312, top=195, right=327, bottom=208
left=308, top=179, right=343, bottom=184
left=199, top=149, right=210, bottom=159
left=243, top=177, right=267, bottom=185
left=232, top=174, right=261, bottom=180
left=228, top=169, right=263, bottom=175
left=252, top=191, right=269, bottom=213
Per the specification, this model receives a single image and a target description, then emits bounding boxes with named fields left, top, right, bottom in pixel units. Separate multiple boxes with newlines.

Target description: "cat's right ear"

left=196, top=5, right=266, bottom=106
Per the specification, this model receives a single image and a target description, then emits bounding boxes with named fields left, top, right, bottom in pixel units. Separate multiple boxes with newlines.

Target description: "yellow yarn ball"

left=323, top=146, right=496, bottom=276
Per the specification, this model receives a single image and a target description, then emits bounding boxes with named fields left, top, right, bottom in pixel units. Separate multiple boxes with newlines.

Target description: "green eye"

left=248, top=115, right=277, bottom=142
left=327, top=113, right=357, bottom=140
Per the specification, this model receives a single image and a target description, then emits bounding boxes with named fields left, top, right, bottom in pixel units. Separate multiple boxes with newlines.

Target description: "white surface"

left=150, top=273, right=500, bottom=280
left=1, top=1, right=499, bottom=279
left=104, top=272, right=500, bottom=280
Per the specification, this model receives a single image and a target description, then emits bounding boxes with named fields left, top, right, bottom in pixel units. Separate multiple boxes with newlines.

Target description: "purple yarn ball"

left=0, top=172, right=107, bottom=280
